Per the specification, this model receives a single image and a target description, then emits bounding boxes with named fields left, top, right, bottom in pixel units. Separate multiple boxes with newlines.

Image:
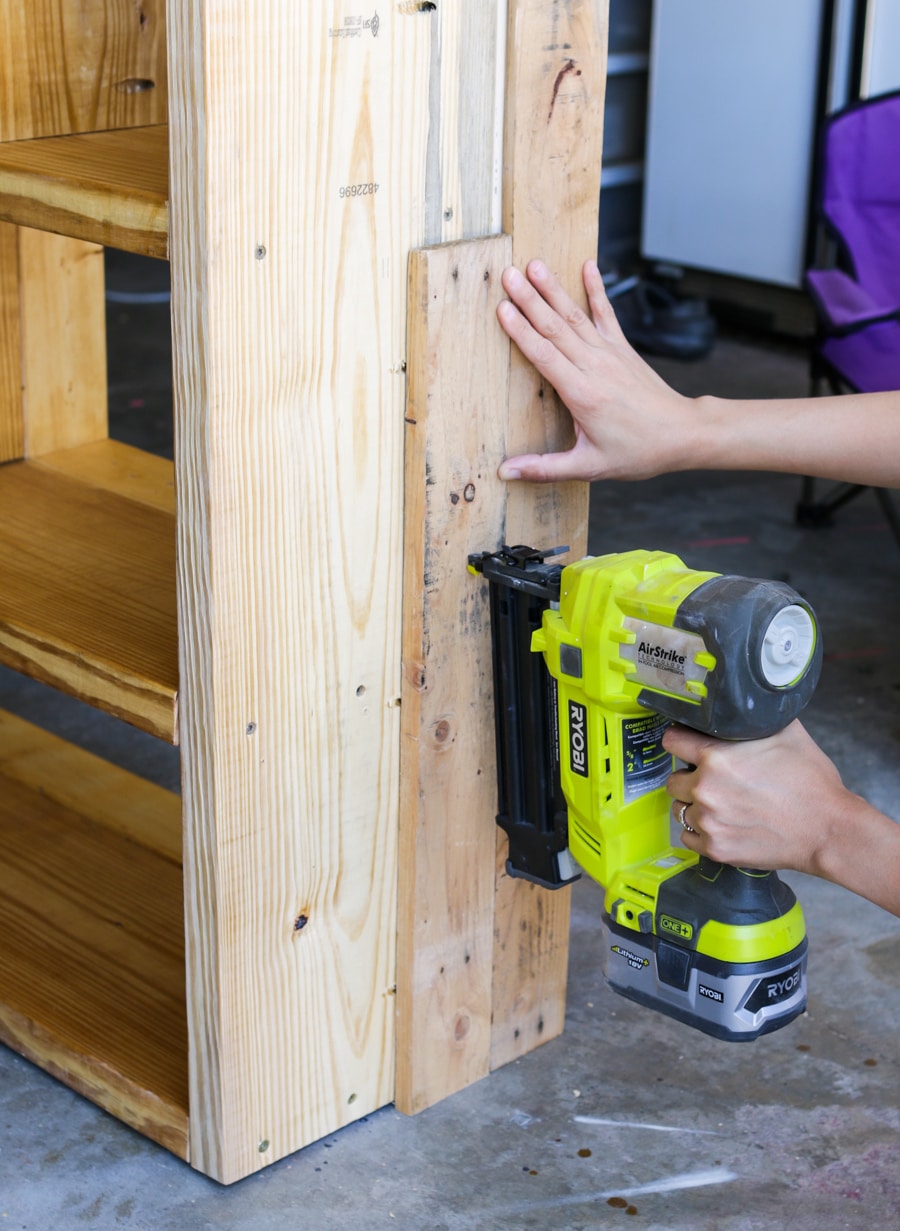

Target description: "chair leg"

left=796, top=482, right=867, bottom=528
left=874, top=489, right=900, bottom=549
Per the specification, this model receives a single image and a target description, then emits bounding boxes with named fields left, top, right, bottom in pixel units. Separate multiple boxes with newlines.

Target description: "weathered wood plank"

left=0, top=127, right=169, bottom=258
left=0, top=222, right=22, bottom=462
left=168, top=3, right=435, bottom=1183
left=0, top=1, right=167, bottom=142
left=0, top=711, right=187, bottom=1156
left=397, top=234, right=512, bottom=1114
left=490, top=0, right=607, bottom=1072
left=19, top=228, right=108, bottom=457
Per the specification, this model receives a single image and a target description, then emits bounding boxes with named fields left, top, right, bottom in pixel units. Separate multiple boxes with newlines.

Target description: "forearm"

left=693, top=391, right=900, bottom=488
left=812, top=789, right=900, bottom=916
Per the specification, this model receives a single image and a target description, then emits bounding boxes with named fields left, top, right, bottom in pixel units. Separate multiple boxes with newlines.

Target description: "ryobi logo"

left=568, top=700, right=589, bottom=778
left=743, top=963, right=804, bottom=1014
left=659, top=914, right=693, bottom=941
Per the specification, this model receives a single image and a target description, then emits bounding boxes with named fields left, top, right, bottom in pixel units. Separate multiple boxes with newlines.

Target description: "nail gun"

left=468, top=545, right=822, bottom=1041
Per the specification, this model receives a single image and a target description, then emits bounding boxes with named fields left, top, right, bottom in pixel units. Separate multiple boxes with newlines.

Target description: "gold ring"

left=677, top=801, right=696, bottom=834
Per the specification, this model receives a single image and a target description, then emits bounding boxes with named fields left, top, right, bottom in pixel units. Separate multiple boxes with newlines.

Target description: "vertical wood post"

left=168, top=3, right=438, bottom=1183
left=490, top=0, right=608, bottom=1069
left=0, top=223, right=22, bottom=463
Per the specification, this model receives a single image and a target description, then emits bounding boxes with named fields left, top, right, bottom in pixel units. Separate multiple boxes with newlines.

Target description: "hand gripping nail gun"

left=468, top=545, right=823, bottom=1041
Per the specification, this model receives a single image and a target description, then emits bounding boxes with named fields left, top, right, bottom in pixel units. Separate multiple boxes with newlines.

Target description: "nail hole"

left=357, top=684, right=366, bottom=697
left=294, top=914, right=309, bottom=931
left=255, top=245, right=267, bottom=260
left=115, top=77, right=155, bottom=93
left=258, top=1139, right=270, bottom=1153
left=246, top=722, right=257, bottom=735
left=348, top=1093, right=357, bottom=1104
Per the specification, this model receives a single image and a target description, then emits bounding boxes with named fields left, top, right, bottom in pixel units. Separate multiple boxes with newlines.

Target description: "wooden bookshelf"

left=0, top=0, right=607, bottom=1185
left=0, top=442, right=178, bottom=742
left=0, top=127, right=168, bottom=259
left=0, top=710, right=187, bottom=1156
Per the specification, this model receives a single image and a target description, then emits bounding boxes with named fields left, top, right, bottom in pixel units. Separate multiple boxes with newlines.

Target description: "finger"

left=663, top=723, right=718, bottom=763
left=666, top=764, right=697, bottom=801
left=581, top=259, right=629, bottom=344
left=498, top=448, right=597, bottom=484
left=524, top=260, right=607, bottom=348
left=500, top=266, right=595, bottom=362
left=496, top=296, right=581, bottom=392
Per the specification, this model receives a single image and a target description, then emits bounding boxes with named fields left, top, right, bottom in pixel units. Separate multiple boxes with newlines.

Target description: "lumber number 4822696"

left=339, top=182, right=379, bottom=199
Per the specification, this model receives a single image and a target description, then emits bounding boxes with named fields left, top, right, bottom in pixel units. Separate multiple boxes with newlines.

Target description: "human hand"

left=663, top=720, right=847, bottom=875
left=496, top=259, right=696, bottom=483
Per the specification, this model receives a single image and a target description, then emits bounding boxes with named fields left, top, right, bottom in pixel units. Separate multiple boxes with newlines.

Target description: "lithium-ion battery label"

left=622, top=713, right=672, bottom=803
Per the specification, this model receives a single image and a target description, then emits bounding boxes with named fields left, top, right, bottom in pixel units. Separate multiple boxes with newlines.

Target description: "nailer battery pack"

left=469, top=545, right=822, bottom=1041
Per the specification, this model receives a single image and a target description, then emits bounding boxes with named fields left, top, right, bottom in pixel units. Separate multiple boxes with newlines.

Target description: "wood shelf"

left=0, top=441, right=178, bottom=742
left=0, top=126, right=168, bottom=258
left=0, top=709, right=187, bottom=1156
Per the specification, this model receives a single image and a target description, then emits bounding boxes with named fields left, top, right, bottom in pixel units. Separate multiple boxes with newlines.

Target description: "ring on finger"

left=677, top=801, right=696, bottom=834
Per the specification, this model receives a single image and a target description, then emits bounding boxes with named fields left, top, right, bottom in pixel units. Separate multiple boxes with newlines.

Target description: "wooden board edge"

left=0, top=1000, right=189, bottom=1159
left=0, top=222, right=23, bottom=462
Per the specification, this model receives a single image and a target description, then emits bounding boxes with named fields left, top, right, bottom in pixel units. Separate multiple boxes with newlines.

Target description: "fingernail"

left=498, top=464, right=521, bottom=481
left=529, top=260, right=547, bottom=280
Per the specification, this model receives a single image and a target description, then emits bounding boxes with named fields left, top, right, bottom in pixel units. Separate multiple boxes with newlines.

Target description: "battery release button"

left=760, top=604, right=815, bottom=687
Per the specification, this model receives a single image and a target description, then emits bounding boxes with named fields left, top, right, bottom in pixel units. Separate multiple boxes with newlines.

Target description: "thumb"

left=498, top=450, right=593, bottom=484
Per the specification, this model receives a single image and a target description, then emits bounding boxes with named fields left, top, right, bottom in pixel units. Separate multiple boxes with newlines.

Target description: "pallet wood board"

left=0, top=710, right=186, bottom=1156
left=0, top=455, right=178, bottom=741
left=397, top=234, right=512, bottom=1114
left=489, top=0, right=607, bottom=1072
left=0, top=1, right=167, bottom=143
left=0, top=127, right=169, bottom=258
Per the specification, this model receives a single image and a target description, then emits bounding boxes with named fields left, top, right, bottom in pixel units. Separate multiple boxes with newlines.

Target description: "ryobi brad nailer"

left=469, top=545, right=822, bottom=1041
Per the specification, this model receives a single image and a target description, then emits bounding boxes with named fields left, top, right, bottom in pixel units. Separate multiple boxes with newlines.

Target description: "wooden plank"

left=490, top=0, right=608, bottom=1071
left=0, top=1, right=167, bottom=142
left=0, top=222, right=22, bottom=462
left=0, top=460, right=178, bottom=741
left=397, top=235, right=512, bottom=1114
left=0, top=708, right=182, bottom=865
left=19, top=228, right=108, bottom=456
left=34, top=438, right=176, bottom=515
left=0, top=711, right=187, bottom=1157
left=0, top=127, right=169, bottom=258
left=424, top=4, right=504, bottom=242
left=168, top=3, right=435, bottom=1183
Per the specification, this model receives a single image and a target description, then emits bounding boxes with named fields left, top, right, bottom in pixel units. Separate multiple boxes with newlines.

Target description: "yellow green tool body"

left=469, top=546, right=822, bottom=1041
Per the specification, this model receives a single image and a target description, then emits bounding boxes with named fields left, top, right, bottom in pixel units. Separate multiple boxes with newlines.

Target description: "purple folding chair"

left=797, top=89, right=900, bottom=546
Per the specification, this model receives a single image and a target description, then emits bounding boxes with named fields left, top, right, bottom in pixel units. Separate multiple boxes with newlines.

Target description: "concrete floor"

left=1, top=263, right=899, bottom=1228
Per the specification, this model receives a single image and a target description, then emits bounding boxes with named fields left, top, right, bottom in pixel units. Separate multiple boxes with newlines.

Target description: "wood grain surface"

left=0, top=127, right=169, bottom=257
left=0, top=711, right=187, bottom=1156
left=0, top=1, right=167, bottom=142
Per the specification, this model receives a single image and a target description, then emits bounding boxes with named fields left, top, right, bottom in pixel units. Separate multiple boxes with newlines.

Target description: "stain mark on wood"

left=548, top=59, right=579, bottom=122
